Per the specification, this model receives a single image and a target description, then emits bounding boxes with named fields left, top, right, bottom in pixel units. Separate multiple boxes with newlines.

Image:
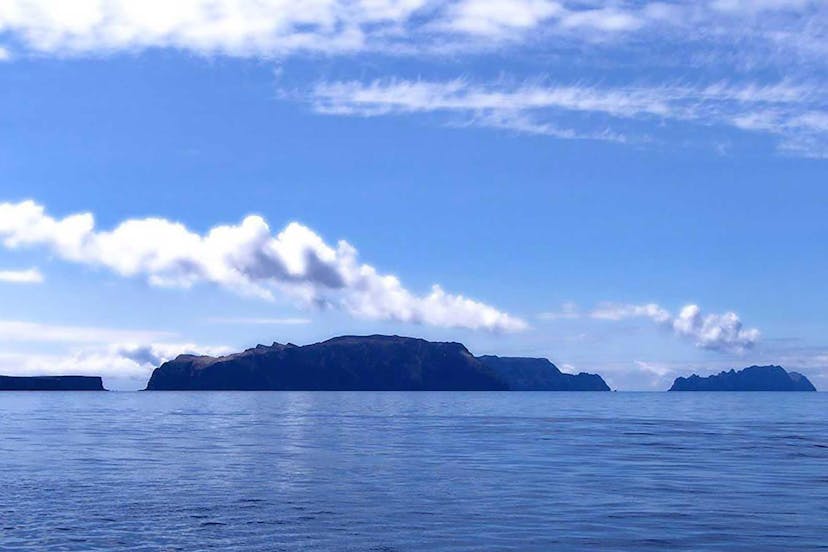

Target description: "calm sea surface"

left=1, top=392, right=827, bottom=551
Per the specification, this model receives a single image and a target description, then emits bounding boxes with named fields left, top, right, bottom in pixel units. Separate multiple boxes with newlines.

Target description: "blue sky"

left=0, top=0, right=826, bottom=390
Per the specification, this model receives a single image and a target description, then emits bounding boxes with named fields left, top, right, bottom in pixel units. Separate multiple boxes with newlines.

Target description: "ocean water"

left=1, top=392, right=827, bottom=551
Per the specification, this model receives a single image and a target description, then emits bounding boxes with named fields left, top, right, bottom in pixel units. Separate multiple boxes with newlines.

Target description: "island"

left=0, top=375, right=105, bottom=391
left=478, top=355, right=610, bottom=391
left=669, top=365, right=816, bottom=391
left=146, top=334, right=610, bottom=391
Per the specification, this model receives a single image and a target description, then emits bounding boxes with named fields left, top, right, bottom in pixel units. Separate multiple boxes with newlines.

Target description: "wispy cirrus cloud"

left=0, top=0, right=821, bottom=60
left=0, top=267, right=43, bottom=284
left=0, top=319, right=173, bottom=344
left=306, top=77, right=827, bottom=156
left=207, top=316, right=312, bottom=325
left=1, top=2, right=824, bottom=155
left=0, top=199, right=526, bottom=332
left=440, top=0, right=564, bottom=37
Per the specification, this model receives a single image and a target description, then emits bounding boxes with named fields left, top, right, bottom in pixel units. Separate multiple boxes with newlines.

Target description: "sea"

left=1, top=391, right=826, bottom=551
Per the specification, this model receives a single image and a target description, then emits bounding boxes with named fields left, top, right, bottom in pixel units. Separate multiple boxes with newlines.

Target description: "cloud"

left=0, top=45, right=10, bottom=60
left=0, top=319, right=173, bottom=344
left=310, top=78, right=672, bottom=118
left=0, top=200, right=526, bottom=332
left=537, top=301, right=760, bottom=353
left=671, top=304, right=760, bottom=352
left=0, top=0, right=659, bottom=57
left=0, top=341, right=232, bottom=389
left=591, top=302, right=760, bottom=352
left=0, top=0, right=821, bottom=60
left=112, top=342, right=232, bottom=367
left=0, top=2, right=823, bottom=154
left=0, top=267, right=43, bottom=284
left=0, top=0, right=429, bottom=57
left=307, top=77, right=827, bottom=155
left=207, top=316, right=311, bottom=325
left=591, top=302, right=672, bottom=324
left=442, top=0, right=563, bottom=37
left=558, top=6, right=645, bottom=32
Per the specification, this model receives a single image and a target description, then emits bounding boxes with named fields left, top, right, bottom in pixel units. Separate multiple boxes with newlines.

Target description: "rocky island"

left=669, top=365, right=816, bottom=391
left=0, top=375, right=105, bottom=391
left=146, top=335, right=610, bottom=391
left=478, top=355, right=610, bottom=391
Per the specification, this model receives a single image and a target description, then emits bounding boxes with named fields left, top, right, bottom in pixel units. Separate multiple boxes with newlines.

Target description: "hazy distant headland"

left=0, top=375, right=105, bottom=391
left=669, top=365, right=816, bottom=392
left=145, top=335, right=611, bottom=391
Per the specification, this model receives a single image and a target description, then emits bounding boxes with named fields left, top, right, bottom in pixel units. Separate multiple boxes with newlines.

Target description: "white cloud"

left=0, top=267, right=43, bottom=284
left=442, top=0, right=562, bottom=37
left=0, top=200, right=526, bottom=332
left=0, top=2, right=823, bottom=153
left=311, top=78, right=674, bottom=118
left=0, top=0, right=664, bottom=56
left=0, top=319, right=173, bottom=344
left=0, top=45, right=10, bottom=60
left=0, top=0, right=820, bottom=59
left=591, top=302, right=671, bottom=324
left=0, top=341, right=232, bottom=389
left=112, top=342, right=232, bottom=367
left=537, top=301, right=760, bottom=352
left=307, top=77, right=827, bottom=155
left=710, top=0, right=816, bottom=14
left=591, top=302, right=760, bottom=352
left=558, top=7, right=644, bottom=32
left=0, top=0, right=430, bottom=57
left=207, top=316, right=312, bottom=325
left=671, top=304, right=760, bottom=352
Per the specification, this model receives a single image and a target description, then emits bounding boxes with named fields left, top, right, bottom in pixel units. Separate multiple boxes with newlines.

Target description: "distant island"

left=146, top=335, right=611, bottom=391
left=0, top=375, right=105, bottom=391
left=478, top=356, right=609, bottom=391
left=669, top=365, right=816, bottom=391
left=5, top=346, right=817, bottom=393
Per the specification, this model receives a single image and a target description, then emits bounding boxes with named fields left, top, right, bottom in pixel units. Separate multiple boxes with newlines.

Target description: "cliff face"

left=478, top=356, right=610, bottom=391
left=146, top=335, right=508, bottom=391
left=0, top=376, right=105, bottom=391
left=669, top=365, right=816, bottom=391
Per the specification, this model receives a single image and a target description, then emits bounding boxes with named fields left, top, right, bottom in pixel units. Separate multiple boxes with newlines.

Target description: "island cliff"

left=669, top=365, right=816, bottom=391
left=146, top=335, right=610, bottom=391
left=0, top=375, right=105, bottom=391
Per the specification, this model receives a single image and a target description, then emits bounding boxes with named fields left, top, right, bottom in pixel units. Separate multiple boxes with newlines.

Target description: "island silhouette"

left=0, top=375, right=105, bottom=391
left=145, top=335, right=611, bottom=391
left=669, top=365, right=816, bottom=391
left=0, top=338, right=819, bottom=392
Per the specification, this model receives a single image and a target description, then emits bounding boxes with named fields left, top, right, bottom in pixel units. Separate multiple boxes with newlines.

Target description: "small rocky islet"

left=669, top=365, right=816, bottom=391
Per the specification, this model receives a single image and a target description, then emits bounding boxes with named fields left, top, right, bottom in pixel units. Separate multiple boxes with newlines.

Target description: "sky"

left=0, top=0, right=826, bottom=390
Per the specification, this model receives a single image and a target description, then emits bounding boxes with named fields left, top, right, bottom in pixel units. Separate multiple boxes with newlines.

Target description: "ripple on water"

left=1, top=391, right=827, bottom=551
